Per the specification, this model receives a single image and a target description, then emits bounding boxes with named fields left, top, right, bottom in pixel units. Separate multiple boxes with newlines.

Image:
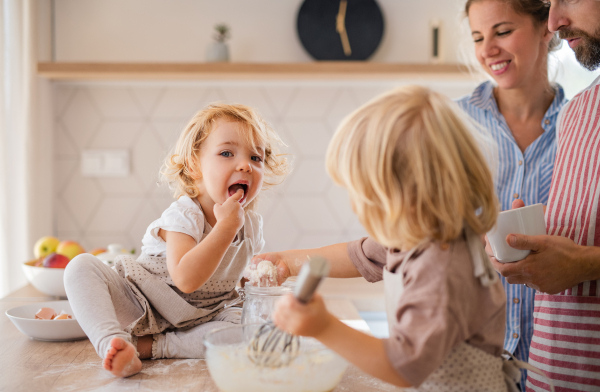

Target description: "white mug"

left=486, top=203, right=546, bottom=263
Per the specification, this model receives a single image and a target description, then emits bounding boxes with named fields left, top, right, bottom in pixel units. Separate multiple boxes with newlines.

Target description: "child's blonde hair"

left=326, top=85, right=498, bottom=250
left=161, top=103, right=290, bottom=211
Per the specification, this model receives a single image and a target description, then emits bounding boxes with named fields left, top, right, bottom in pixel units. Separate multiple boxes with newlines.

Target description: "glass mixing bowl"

left=204, top=324, right=347, bottom=392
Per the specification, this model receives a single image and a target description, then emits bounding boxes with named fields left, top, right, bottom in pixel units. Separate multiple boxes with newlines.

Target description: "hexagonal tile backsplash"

left=54, top=80, right=477, bottom=254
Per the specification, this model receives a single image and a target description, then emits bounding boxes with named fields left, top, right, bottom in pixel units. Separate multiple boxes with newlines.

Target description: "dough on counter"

left=35, top=307, right=57, bottom=320
left=244, top=260, right=278, bottom=287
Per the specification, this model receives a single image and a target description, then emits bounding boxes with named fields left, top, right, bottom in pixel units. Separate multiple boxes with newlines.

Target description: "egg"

left=35, top=307, right=57, bottom=320
left=54, top=310, right=72, bottom=320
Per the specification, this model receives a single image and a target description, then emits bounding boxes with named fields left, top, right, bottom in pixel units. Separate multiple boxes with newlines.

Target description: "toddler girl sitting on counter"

left=64, top=103, right=289, bottom=377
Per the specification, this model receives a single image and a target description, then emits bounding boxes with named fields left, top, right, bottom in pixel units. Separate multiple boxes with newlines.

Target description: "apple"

left=56, top=240, right=85, bottom=260
left=43, top=253, right=70, bottom=268
left=89, top=248, right=107, bottom=256
left=33, top=236, right=60, bottom=259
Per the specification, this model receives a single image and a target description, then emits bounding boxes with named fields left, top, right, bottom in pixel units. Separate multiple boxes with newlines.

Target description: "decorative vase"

left=206, top=42, right=230, bottom=62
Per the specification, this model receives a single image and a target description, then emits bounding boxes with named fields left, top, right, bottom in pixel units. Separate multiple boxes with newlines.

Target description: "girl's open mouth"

left=228, top=183, right=248, bottom=203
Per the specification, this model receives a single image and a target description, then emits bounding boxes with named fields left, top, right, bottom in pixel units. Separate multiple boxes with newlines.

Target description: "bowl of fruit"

left=21, top=236, right=90, bottom=297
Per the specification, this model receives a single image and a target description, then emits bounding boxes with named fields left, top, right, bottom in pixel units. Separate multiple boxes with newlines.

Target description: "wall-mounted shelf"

left=37, top=62, right=474, bottom=80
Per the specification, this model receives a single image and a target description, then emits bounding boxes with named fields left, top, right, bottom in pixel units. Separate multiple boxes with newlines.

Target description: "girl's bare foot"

left=103, top=337, right=142, bottom=377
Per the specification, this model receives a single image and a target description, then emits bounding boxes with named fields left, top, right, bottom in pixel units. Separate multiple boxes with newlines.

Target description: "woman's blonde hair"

left=326, top=85, right=499, bottom=250
left=160, top=103, right=290, bottom=211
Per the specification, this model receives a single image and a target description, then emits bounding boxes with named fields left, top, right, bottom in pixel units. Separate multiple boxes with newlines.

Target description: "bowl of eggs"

left=5, top=300, right=87, bottom=341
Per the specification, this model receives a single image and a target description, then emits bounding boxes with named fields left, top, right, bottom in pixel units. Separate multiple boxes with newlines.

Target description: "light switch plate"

left=81, top=149, right=130, bottom=177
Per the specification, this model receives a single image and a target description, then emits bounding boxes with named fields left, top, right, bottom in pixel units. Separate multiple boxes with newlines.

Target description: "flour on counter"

left=141, top=359, right=204, bottom=376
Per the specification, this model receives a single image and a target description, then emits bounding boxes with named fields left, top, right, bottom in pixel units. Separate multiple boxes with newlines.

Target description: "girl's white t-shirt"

left=140, top=195, right=264, bottom=257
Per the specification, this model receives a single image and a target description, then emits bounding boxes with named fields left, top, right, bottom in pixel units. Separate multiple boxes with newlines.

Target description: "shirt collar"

left=468, top=81, right=497, bottom=112
left=544, top=83, right=566, bottom=119
left=469, top=81, right=567, bottom=119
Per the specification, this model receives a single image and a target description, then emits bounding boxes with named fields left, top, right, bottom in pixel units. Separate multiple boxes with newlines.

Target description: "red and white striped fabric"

left=526, top=75, right=600, bottom=392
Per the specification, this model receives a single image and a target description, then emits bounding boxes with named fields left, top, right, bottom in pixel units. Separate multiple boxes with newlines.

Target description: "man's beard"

left=559, top=27, right=600, bottom=71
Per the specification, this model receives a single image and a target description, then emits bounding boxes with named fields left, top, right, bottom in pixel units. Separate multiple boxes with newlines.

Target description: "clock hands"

left=336, top=0, right=352, bottom=56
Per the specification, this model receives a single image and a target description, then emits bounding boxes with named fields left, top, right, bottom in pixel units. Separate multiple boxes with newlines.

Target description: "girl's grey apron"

left=383, top=227, right=554, bottom=392
left=112, top=227, right=251, bottom=336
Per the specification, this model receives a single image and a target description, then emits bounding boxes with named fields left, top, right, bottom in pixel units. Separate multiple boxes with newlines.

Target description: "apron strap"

left=224, top=287, right=246, bottom=309
left=502, top=350, right=555, bottom=392
left=465, top=226, right=498, bottom=287
left=398, top=246, right=421, bottom=275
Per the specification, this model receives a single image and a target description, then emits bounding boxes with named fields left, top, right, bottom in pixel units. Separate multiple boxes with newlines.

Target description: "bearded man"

left=490, top=1, right=600, bottom=391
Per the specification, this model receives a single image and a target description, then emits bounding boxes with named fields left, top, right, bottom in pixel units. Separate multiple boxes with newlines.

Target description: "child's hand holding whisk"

left=272, top=293, right=335, bottom=339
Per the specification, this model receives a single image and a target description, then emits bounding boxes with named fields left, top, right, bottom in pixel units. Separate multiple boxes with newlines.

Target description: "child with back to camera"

left=257, top=86, right=554, bottom=390
left=64, top=103, right=289, bottom=377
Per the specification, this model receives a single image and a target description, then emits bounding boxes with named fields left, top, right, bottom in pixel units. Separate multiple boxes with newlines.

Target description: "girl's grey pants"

left=64, top=254, right=240, bottom=360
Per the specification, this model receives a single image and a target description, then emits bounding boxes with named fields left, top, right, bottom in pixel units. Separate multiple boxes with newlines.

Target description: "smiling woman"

left=455, top=0, right=569, bottom=387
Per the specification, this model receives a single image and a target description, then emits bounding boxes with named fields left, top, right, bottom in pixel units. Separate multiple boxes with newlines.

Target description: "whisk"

left=247, top=256, right=330, bottom=368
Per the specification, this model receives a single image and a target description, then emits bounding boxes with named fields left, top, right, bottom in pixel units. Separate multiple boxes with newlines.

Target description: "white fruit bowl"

left=22, top=260, right=66, bottom=297
left=6, top=300, right=87, bottom=341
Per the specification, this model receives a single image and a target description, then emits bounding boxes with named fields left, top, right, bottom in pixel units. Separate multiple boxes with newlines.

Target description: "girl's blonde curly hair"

left=160, top=103, right=290, bottom=211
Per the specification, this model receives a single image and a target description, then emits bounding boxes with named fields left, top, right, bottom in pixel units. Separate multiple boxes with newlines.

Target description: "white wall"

left=42, top=1, right=482, bottom=255
left=35, top=0, right=599, bottom=273
left=52, top=0, right=469, bottom=63
left=52, top=79, right=479, bottom=255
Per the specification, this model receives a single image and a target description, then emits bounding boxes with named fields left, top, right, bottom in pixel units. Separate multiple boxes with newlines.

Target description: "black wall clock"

left=297, top=0, right=384, bottom=61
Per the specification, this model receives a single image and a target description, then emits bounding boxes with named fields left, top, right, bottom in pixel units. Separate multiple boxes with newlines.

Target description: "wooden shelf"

left=37, top=62, right=472, bottom=80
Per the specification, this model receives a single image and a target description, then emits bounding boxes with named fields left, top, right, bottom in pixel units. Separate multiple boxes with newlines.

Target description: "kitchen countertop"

left=1, top=283, right=399, bottom=392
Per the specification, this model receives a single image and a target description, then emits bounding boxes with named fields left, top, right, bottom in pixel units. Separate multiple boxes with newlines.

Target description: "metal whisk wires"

left=246, top=256, right=330, bottom=369
left=247, top=322, right=300, bottom=367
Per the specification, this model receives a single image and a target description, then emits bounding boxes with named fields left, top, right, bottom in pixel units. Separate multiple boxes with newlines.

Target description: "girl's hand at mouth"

left=213, top=189, right=245, bottom=234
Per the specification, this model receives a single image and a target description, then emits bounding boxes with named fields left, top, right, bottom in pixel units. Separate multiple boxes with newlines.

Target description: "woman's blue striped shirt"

left=456, top=80, right=567, bottom=386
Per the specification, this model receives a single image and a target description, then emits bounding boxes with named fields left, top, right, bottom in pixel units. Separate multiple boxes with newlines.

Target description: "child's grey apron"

left=113, top=228, right=251, bottom=336
left=383, top=227, right=554, bottom=392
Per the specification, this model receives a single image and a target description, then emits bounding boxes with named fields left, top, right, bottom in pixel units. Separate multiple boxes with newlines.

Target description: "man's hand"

left=487, top=198, right=600, bottom=294
left=213, top=189, right=245, bottom=233
left=491, top=234, right=594, bottom=294
left=485, top=199, right=527, bottom=264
